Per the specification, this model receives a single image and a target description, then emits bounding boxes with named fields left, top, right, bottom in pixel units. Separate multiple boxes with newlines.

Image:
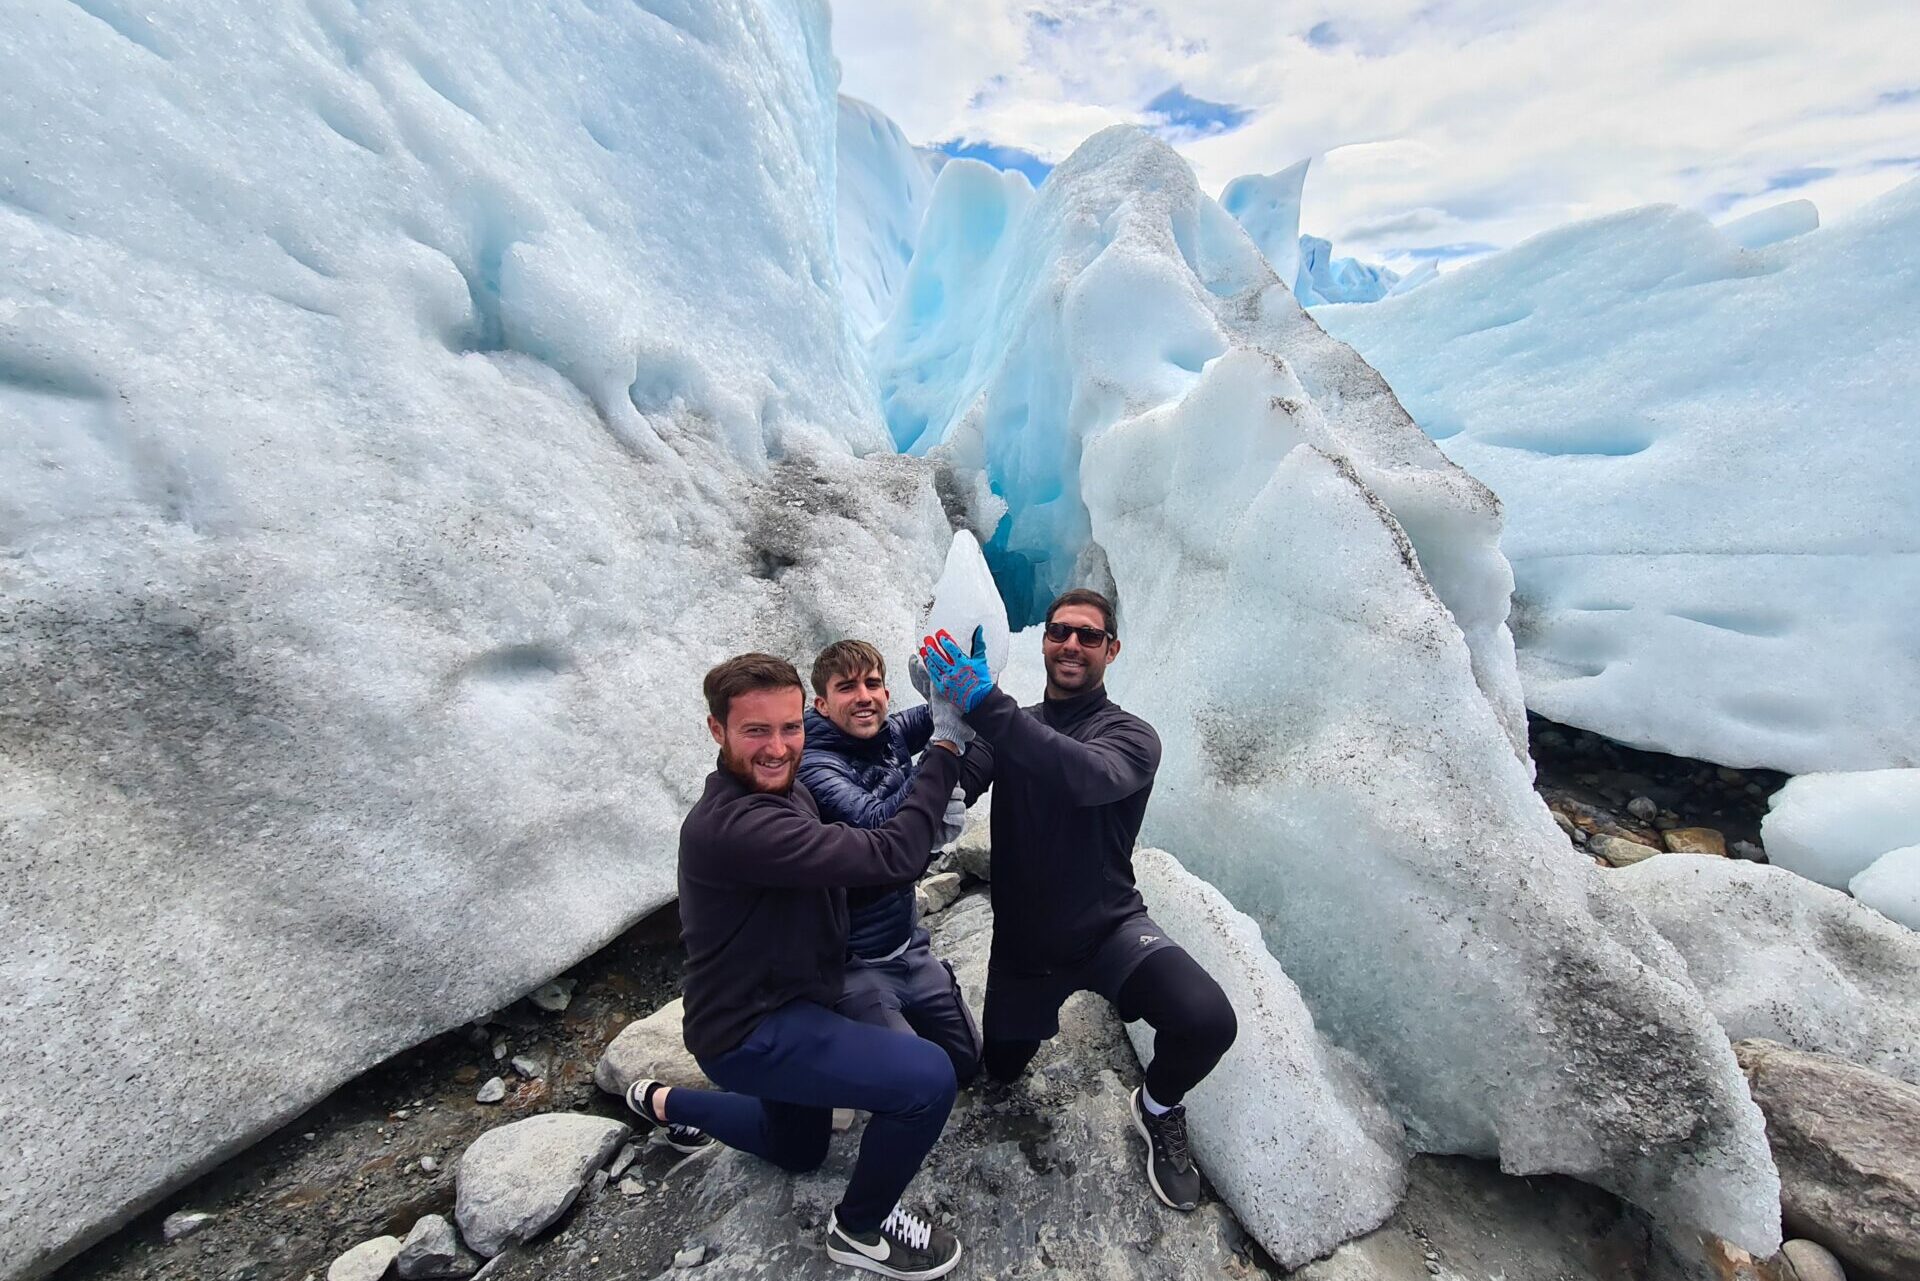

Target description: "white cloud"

left=830, top=0, right=1920, bottom=259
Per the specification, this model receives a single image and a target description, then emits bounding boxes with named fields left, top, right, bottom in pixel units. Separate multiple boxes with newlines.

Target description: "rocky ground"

left=51, top=718, right=1876, bottom=1281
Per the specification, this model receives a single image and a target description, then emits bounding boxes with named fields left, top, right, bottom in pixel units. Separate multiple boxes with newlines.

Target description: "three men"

left=921, top=590, right=1238, bottom=1211
left=800, top=640, right=981, bottom=1085
left=651, top=585, right=1238, bottom=1277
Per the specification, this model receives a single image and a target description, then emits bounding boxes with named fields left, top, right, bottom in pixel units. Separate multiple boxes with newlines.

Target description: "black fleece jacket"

left=677, top=746, right=961, bottom=1058
left=957, top=684, right=1161, bottom=974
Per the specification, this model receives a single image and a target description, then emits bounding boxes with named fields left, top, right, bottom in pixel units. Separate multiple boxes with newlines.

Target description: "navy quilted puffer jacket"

left=800, top=705, right=934, bottom=959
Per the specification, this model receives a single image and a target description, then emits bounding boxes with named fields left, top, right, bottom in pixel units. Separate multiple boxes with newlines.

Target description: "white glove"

left=910, top=653, right=975, bottom=746
left=936, top=785, right=967, bottom=849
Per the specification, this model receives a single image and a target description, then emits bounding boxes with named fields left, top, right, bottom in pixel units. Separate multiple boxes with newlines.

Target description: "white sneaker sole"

left=825, top=1236, right=963, bottom=1279
left=1130, top=1088, right=1199, bottom=1212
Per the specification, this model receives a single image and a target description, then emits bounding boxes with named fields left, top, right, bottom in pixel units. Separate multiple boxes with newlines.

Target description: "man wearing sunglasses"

left=920, top=591, right=1238, bottom=1214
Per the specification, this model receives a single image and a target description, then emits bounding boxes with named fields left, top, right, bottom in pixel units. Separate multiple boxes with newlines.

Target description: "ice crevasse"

left=870, top=125, right=1781, bottom=1252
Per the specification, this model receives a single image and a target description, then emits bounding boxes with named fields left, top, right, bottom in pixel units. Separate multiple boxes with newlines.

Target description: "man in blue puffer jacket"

left=800, top=639, right=981, bottom=1085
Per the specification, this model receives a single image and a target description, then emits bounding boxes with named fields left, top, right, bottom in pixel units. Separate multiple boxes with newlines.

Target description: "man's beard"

left=1046, top=654, right=1097, bottom=693
left=720, top=741, right=796, bottom=794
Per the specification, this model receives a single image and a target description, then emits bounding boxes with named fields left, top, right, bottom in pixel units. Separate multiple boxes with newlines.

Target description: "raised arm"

left=701, top=748, right=961, bottom=888
left=963, top=688, right=1158, bottom=806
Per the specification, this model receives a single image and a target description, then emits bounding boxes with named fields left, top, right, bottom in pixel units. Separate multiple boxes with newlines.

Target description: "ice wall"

left=836, top=94, right=935, bottom=341
left=1220, top=159, right=1308, bottom=298
left=874, top=124, right=1778, bottom=1249
left=0, top=3, right=949, bottom=1277
left=1317, top=184, right=1920, bottom=773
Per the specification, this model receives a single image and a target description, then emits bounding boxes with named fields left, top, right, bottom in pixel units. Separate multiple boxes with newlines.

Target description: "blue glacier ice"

left=1318, top=183, right=1920, bottom=773
left=871, top=123, right=1781, bottom=1252
left=1719, top=198, right=1819, bottom=249
left=836, top=94, right=935, bottom=341
left=0, top=2, right=952, bottom=1274
left=1220, top=159, right=1308, bottom=296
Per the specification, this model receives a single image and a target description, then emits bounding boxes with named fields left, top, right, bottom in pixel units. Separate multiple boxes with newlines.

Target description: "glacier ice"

left=1295, top=233, right=1403, bottom=304
left=1853, top=845, right=1920, bottom=932
left=1762, top=769, right=1920, bottom=890
left=1219, top=159, right=1308, bottom=301
left=873, top=123, right=1779, bottom=1250
left=836, top=94, right=934, bottom=342
left=1718, top=198, right=1819, bottom=249
left=0, top=2, right=951, bottom=1275
left=920, top=530, right=1012, bottom=678
left=1316, top=183, right=1920, bottom=773
left=1129, top=849, right=1407, bottom=1268
left=1611, top=857, right=1920, bottom=1085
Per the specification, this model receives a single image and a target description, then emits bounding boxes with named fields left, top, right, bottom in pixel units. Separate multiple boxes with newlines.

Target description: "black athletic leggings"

left=981, top=946, right=1237, bottom=1106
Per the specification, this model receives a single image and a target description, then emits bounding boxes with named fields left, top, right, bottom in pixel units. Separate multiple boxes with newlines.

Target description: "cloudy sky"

left=832, top=0, right=1920, bottom=270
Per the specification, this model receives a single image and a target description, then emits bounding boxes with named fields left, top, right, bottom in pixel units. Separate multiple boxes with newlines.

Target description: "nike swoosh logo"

left=841, top=1232, right=892, bottom=1261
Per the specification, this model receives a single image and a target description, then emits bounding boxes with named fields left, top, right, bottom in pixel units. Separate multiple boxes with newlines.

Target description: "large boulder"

left=1736, top=1040, right=1920, bottom=1281
left=0, top=3, right=950, bottom=1277
left=454, top=1114, right=629, bottom=1258
left=1613, top=857, right=1920, bottom=1084
left=1127, top=849, right=1408, bottom=1268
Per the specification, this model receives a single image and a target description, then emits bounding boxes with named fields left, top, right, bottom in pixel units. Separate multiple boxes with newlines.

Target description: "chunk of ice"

left=1763, top=769, right=1920, bottom=890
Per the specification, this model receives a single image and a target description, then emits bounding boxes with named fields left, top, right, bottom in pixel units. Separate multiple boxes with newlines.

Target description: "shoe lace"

left=1154, top=1106, right=1192, bottom=1172
left=879, top=1204, right=933, bottom=1252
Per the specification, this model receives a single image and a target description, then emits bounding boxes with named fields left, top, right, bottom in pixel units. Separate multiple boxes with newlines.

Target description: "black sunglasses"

left=1043, top=622, right=1113, bottom=647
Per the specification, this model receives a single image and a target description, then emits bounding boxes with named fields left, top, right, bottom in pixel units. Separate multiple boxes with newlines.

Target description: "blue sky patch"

left=1143, top=85, right=1255, bottom=140
left=934, top=138, right=1054, bottom=185
left=1764, top=166, right=1837, bottom=192
left=1306, top=21, right=1341, bottom=49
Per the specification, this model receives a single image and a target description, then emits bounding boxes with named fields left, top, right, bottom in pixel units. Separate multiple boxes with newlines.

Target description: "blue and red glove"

left=919, top=626, right=993, bottom=714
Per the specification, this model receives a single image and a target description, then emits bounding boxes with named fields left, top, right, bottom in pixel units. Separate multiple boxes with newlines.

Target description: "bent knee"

left=771, top=1130, right=832, bottom=1173
left=892, top=1040, right=958, bottom=1113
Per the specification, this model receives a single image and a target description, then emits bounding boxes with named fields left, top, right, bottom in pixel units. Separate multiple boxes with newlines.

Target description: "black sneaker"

left=623, top=1078, right=713, bottom=1154
left=1130, top=1086, right=1201, bottom=1211
left=825, top=1205, right=962, bottom=1279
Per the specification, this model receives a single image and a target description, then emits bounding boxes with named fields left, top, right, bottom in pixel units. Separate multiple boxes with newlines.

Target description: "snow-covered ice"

left=0, top=2, right=949, bottom=1275
left=1763, top=769, right=1920, bottom=890
left=1719, top=199, right=1819, bottom=249
left=1316, top=184, right=1920, bottom=773
left=1129, top=849, right=1407, bottom=1268
left=920, top=530, right=1012, bottom=678
left=1853, top=846, right=1920, bottom=932
left=874, top=124, right=1779, bottom=1250
left=1612, top=858, right=1920, bottom=1084
left=1219, top=160, right=1307, bottom=301
left=836, top=94, right=934, bottom=342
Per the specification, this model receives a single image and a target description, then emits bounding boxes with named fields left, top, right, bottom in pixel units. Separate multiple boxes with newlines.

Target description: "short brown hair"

left=704, top=653, right=804, bottom=724
left=811, top=639, right=886, bottom=697
left=1046, top=588, right=1117, bottom=637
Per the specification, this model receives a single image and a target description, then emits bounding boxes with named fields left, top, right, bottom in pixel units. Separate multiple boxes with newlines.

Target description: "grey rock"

left=1551, top=809, right=1579, bottom=840
left=1615, top=859, right=1920, bottom=1084
left=1629, top=796, right=1660, bottom=820
left=595, top=999, right=713, bottom=1096
left=509, top=1055, right=545, bottom=1081
left=527, top=981, right=575, bottom=1014
left=454, top=1113, right=629, bottom=1257
left=1780, top=1238, right=1848, bottom=1281
left=396, top=1215, right=479, bottom=1280
left=1292, top=1156, right=1661, bottom=1281
left=914, top=872, right=964, bottom=918
left=1736, top=1040, right=1920, bottom=1281
left=949, top=793, right=993, bottom=881
left=1593, top=833, right=1663, bottom=867
left=161, top=1211, right=214, bottom=1243
left=1128, top=850, right=1407, bottom=1268
left=475, top=1078, right=508, bottom=1105
left=0, top=6, right=955, bottom=1277
left=605, top=1143, right=639, bottom=1180
left=1732, top=839, right=1767, bottom=861
left=616, top=1177, right=647, bottom=1198
left=672, top=1244, right=707, bottom=1268
left=328, top=1235, right=401, bottom=1281
left=419, top=1156, right=439, bottom=1174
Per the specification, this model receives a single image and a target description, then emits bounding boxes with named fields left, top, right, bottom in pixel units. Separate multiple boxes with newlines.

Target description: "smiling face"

left=1042, top=602, right=1121, bottom=699
left=709, top=685, right=806, bottom=793
left=815, top=665, right=890, bottom=740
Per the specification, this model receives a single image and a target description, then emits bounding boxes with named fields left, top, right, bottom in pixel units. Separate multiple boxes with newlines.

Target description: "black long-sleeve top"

left=957, top=684, right=1161, bottom=974
left=677, top=747, right=961, bottom=1058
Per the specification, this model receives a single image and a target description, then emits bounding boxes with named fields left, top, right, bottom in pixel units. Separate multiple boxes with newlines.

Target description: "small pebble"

left=1425, top=1263, right=1441, bottom=1276
left=491, top=1039, right=508, bottom=1061
left=673, top=1243, right=707, bottom=1268
left=511, top=1055, right=545, bottom=1080
left=618, top=1177, right=648, bottom=1197
left=162, top=1211, right=214, bottom=1243
left=606, top=1144, right=640, bottom=1179
left=419, top=1156, right=439, bottom=1174
left=476, top=1077, right=508, bottom=1104
left=1627, top=796, right=1658, bottom=820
